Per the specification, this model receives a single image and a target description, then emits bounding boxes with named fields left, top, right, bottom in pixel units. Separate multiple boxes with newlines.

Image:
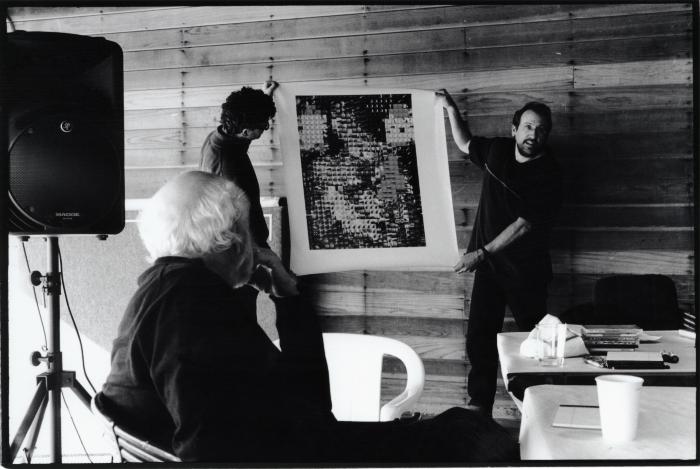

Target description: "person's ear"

left=511, top=124, right=517, bottom=137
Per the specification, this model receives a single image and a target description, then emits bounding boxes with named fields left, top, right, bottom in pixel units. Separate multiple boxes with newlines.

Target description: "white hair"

left=137, top=171, right=250, bottom=263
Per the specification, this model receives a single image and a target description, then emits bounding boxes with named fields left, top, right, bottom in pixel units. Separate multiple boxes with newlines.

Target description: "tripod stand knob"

left=30, top=351, right=48, bottom=367
left=30, top=271, right=43, bottom=287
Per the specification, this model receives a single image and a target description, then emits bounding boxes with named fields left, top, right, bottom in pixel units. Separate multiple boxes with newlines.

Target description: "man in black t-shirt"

left=437, top=89, right=562, bottom=417
left=200, top=82, right=287, bottom=316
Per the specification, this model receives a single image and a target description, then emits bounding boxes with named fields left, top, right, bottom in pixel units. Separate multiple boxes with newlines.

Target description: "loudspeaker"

left=6, top=31, right=124, bottom=235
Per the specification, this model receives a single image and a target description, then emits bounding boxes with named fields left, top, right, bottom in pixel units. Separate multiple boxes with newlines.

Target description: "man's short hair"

left=220, top=86, right=276, bottom=135
left=512, top=102, right=552, bottom=133
left=137, top=171, right=250, bottom=262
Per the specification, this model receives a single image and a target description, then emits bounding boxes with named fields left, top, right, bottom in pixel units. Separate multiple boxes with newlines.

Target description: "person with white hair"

left=94, top=171, right=518, bottom=463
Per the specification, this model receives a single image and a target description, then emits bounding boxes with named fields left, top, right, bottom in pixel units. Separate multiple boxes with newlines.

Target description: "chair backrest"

left=593, top=274, right=682, bottom=330
left=91, top=397, right=181, bottom=463
left=275, top=333, right=425, bottom=422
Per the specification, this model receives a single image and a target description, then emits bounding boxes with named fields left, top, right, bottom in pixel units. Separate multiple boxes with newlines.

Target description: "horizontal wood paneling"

left=126, top=166, right=283, bottom=199
left=551, top=250, right=694, bottom=275
left=454, top=85, right=692, bottom=115
left=118, top=37, right=691, bottom=90
left=308, top=270, right=695, bottom=319
left=454, top=204, right=694, bottom=228
left=381, top=374, right=467, bottom=416
left=455, top=108, right=692, bottom=137
left=449, top=158, right=693, bottom=205
left=124, top=147, right=279, bottom=168
left=122, top=58, right=691, bottom=101
left=307, top=291, right=464, bottom=320
left=387, top=335, right=466, bottom=361
left=10, top=6, right=411, bottom=34
left=547, top=273, right=696, bottom=314
left=12, top=4, right=690, bottom=41
left=574, top=59, right=693, bottom=87
left=122, top=29, right=467, bottom=71
left=118, top=9, right=691, bottom=72
left=320, top=316, right=465, bottom=338
left=454, top=227, right=694, bottom=251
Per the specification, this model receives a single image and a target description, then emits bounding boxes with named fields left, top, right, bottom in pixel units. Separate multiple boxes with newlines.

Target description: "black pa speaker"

left=6, top=31, right=124, bottom=235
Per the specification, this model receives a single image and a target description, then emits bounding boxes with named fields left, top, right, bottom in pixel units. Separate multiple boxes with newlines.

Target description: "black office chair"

left=559, top=274, right=683, bottom=330
left=91, top=398, right=181, bottom=463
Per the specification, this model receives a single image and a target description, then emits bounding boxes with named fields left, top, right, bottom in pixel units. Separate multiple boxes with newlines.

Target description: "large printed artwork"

left=277, top=85, right=458, bottom=274
left=296, top=94, right=425, bottom=250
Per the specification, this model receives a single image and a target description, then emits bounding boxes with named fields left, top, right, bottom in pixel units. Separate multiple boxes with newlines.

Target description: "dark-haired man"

left=200, top=82, right=282, bottom=315
left=437, top=89, right=562, bottom=417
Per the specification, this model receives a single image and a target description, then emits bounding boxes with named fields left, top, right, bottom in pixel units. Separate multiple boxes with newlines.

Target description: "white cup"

left=535, top=323, right=567, bottom=366
left=595, top=375, right=644, bottom=443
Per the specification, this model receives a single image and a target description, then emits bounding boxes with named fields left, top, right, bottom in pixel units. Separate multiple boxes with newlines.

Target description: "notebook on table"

left=605, top=351, right=668, bottom=369
left=552, top=404, right=601, bottom=430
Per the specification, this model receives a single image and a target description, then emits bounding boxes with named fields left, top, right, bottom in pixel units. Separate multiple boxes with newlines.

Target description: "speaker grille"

left=9, top=113, right=121, bottom=231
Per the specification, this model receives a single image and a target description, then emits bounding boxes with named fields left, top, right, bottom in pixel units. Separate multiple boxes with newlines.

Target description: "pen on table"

left=584, top=358, right=605, bottom=368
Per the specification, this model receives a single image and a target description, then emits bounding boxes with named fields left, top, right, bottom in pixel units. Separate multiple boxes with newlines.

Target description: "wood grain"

left=320, top=315, right=466, bottom=338
left=454, top=203, right=694, bottom=228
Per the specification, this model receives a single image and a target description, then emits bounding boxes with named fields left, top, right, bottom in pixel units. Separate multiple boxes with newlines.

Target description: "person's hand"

left=253, top=247, right=298, bottom=297
left=262, top=81, right=279, bottom=96
left=436, top=88, right=458, bottom=111
left=453, top=249, right=485, bottom=274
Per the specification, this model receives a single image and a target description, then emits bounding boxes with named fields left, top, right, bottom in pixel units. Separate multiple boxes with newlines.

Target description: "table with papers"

left=519, top=385, right=696, bottom=460
left=497, top=330, right=696, bottom=402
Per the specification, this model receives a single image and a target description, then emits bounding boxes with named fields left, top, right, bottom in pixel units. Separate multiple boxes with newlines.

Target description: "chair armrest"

left=380, top=389, right=421, bottom=421
left=379, top=340, right=425, bottom=421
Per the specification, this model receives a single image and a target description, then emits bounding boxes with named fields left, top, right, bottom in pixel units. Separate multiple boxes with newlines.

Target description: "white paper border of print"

left=276, top=84, right=458, bottom=275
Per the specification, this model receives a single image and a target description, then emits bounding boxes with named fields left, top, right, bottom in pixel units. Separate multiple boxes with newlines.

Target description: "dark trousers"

left=316, top=407, right=519, bottom=463
left=466, top=268, right=548, bottom=412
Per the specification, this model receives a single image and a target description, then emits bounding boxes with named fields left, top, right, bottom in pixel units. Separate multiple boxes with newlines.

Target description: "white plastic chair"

left=275, top=332, right=425, bottom=422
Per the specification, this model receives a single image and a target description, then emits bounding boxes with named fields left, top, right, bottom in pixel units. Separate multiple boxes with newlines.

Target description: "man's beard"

left=517, top=140, right=541, bottom=157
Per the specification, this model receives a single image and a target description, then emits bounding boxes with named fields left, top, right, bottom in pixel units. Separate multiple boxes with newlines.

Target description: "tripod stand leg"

left=9, top=382, right=48, bottom=462
left=66, top=377, right=92, bottom=408
left=23, top=394, right=49, bottom=464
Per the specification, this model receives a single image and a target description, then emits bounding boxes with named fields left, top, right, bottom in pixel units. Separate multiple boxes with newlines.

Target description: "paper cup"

left=595, top=375, right=644, bottom=443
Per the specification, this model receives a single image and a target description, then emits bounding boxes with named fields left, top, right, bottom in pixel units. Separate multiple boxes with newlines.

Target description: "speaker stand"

left=9, top=236, right=93, bottom=464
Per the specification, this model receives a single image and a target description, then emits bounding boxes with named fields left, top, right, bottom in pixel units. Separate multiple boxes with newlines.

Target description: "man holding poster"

left=200, top=82, right=290, bottom=313
left=437, top=89, right=562, bottom=418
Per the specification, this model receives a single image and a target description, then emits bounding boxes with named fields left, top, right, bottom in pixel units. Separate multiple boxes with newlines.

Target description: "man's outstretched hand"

left=453, top=250, right=485, bottom=274
left=263, top=81, right=279, bottom=96
left=435, top=88, right=458, bottom=111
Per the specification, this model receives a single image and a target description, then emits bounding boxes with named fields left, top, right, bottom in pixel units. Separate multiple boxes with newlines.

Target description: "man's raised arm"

left=436, top=88, right=472, bottom=155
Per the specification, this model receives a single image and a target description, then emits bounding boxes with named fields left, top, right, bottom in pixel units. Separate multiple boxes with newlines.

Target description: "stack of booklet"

left=581, top=325, right=642, bottom=353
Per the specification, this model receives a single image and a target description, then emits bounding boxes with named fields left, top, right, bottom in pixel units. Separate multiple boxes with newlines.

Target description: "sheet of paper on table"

left=552, top=404, right=601, bottom=430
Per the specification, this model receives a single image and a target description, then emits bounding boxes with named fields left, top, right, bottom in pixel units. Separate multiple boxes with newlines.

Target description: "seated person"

left=95, top=171, right=518, bottom=463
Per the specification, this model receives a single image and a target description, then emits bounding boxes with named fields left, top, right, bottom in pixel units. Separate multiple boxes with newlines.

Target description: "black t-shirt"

left=467, top=136, right=561, bottom=283
left=200, top=127, right=270, bottom=249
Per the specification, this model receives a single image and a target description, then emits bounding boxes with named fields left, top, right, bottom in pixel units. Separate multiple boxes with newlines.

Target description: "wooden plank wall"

left=9, top=4, right=694, bottom=424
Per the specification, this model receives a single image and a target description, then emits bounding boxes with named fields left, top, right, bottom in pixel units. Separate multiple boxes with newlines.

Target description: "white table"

left=497, top=330, right=696, bottom=403
left=519, top=385, right=696, bottom=460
